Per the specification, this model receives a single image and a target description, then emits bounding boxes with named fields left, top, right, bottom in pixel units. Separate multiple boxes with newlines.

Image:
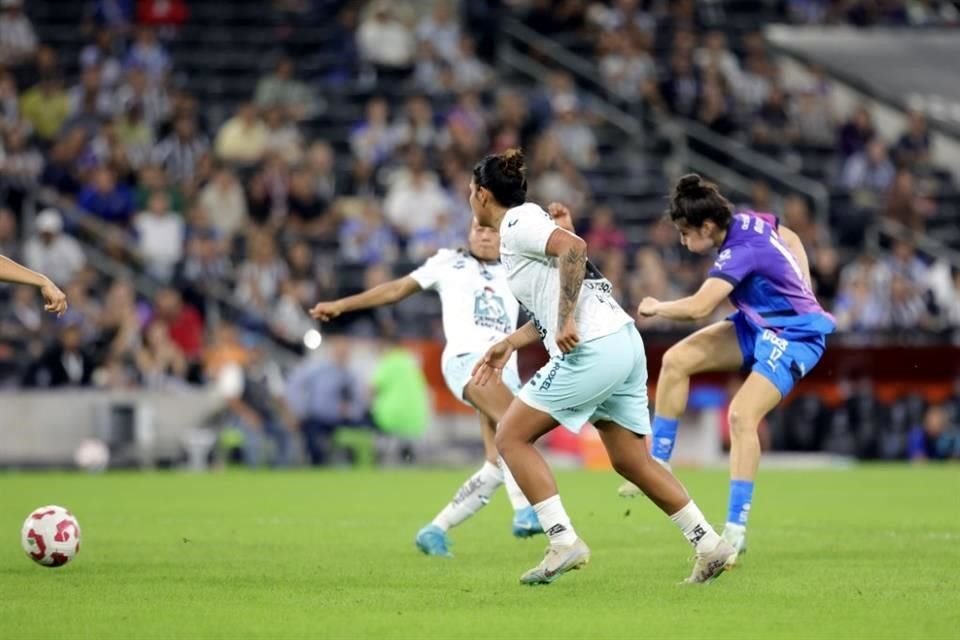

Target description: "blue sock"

left=650, top=415, right=679, bottom=462
left=727, top=480, right=754, bottom=526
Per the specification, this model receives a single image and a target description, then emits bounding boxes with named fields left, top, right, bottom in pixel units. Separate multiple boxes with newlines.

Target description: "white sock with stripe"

left=431, top=461, right=503, bottom=532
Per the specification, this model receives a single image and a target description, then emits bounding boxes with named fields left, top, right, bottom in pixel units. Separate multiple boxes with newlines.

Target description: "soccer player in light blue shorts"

left=469, top=149, right=736, bottom=586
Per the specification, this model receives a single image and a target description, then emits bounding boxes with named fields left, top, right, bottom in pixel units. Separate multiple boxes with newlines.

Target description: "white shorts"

left=442, top=352, right=522, bottom=405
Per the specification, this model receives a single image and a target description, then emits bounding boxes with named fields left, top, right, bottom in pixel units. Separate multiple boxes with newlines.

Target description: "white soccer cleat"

left=721, top=525, right=747, bottom=566
left=617, top=459, right=670, bottom=498
left=519, top=538, right=591, bottom=585
left=683, top=539, right=737, bottom=584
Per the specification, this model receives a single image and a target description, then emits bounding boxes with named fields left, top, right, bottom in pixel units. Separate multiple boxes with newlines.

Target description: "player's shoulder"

left=424, top=247, right=465, bottom=266
left=503, top=202, right=551, bottom=229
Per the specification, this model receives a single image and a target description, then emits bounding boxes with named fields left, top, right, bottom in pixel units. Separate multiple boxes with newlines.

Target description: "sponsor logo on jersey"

left=473, top=287, right=512, bottom=333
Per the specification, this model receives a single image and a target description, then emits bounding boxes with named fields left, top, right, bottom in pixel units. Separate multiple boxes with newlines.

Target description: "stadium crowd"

left=0, top=0, right=958, bottom=463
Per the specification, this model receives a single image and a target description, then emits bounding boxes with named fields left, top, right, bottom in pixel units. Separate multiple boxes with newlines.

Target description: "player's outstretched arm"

left=546, top=228, right=587, bottom=353
left=0, top=255, right=67, bottom=316
left=638, top=278, right=733, bottom=322
left=777, top=225, right=813, bottom=288
left=310, top=276, right=422, bottom=322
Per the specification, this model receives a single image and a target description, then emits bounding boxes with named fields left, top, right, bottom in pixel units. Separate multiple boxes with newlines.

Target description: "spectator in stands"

left=383, top=146, right=449, bottom=242
left=236, top=232, right=289, bottom=320
left=173, top=227, right=232, bottom=313
left=90, top=0, right=134, bottom=32
left=697, top=78, right=737, bottom=137
left=884, top=169, right=936, bottom=232
left=262, top=107, right=304, bottom=166
left=889, top=273, right=933, bottom=330
left=215, top=103, right=268, bottom=169
left=0, top=284, right=44, bottom=355
left=115, top=65, right=170, bottom=129
left=80, top=28, right=123, bottom=89
left=198, top=167, right=247, bottom=239
left=350, top=96, right=396, bottom=167
left=91, top=279, right=143, bottom=364
left=895, top=109, right=932, bottom=168
left=152, top=115, right=209, bottom=186
left=885, top=237, right=929, bottom=285
left=0, top=123, right=43, bottom=215
left=837, top=104, right=875, bottom=159
left=416, top=0, right=460, bottom=62
left=659, top=51, right=700, bottom=119
left=20, top=76, right=70, bottom=144
left=284, top=240, right=321, bottom=308
left=23, top=209, right=86, bottom=286
left=834, top=272, right=890, bottom=331
left=393, top=94, right=440, bottom=152
left=694, top=30, right=740, bottom=88
left=585, top=206, right=627, bottom=257
left=908, top=404, right=960, bottom=461
left=137, top=0, right=189, bottom=29
left=305, top=141, right=337, bottom=204
left=0, top=0, right=36, bottom=67
left=253, top=57, right=317, bottom=122
left=752, top=85, right=794, bottom=154
left=114, top=103, right=154, bottom=169
left=452, top=35, right=492, bottom=92
left=0, top=207, right=17, bottom=259
left=151, top=286, right=203, bottom=361
left=287, top=167, right=335, bottom=240
left=842, top=139, right=895, bottom=202
left=791, top=87, right=835, bottom=148
left=126, top=27, right=170, bottom=84
left=216, top=333, right=295, bottom=467
left=339, top=199, right=399, bottom=265
left=357, top=1, right=416, bottom=80
left=286, top=337, right=366, bottom=466
left=0, top=69, right=18, bottom=129
left=547, top=95, right=598, bottom=169
left=407, top=211, right=460, bottom=262
left=133, top=191, right=184, bottom=281
left=810, top=245, right=841, bottom=303
left=601, top=30, right=656, bottom=103
left=22, top=318, right=95, bottom=388
left=68, top=64, right=115, bottom=120
left=528, top=139, right=590, bottom=212
left=78, top=166, right=135, bottom=225
left=40, top=130, right=86, bottom=204
left=135, top=319, right=187, bottom=388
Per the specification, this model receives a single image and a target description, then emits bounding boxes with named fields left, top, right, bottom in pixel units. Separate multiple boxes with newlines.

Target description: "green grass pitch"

left=2, top=467, right=958, bottom=639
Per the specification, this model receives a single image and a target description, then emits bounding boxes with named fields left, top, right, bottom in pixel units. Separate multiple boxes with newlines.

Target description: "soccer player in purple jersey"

left=0, top=254, right=68, bottom=316
left=626, top=174, right=835, bottom=563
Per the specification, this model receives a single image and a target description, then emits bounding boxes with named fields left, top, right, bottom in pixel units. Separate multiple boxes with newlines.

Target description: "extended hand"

left=637, top=297, right=660, bottom=317
left=310, top=301, right=343, bottom=322
left=471, top=339, right=516, bottom=387
left=40, top=280, right=67, bottom=317
left=547, top=202, right=575, bottom=232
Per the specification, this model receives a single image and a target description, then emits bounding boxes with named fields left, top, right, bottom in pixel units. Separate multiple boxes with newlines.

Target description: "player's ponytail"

left=473, top=148, right=527, bottom=207
left=668, top=173, right=733, bottom=229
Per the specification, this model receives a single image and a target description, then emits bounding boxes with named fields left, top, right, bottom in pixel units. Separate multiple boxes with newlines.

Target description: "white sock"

left=431, top=461, right=503, bottom=532
left=723, top=522, right=746, bottom=537
left=532, top=495, right=578, bottom=547
left=669, top=500, right=722, bottom=553
left=499, top=457, right=531, bottom=510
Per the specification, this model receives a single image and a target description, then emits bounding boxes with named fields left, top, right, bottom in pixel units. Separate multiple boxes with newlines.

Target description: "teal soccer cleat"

left=511, top=506, right=544, bottom=539
left=415, top=524, right=453, bottom=557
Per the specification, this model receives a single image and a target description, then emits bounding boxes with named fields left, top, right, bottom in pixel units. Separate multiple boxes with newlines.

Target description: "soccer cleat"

left=683, top=539, right=737, bottom=584
left=415, top=524, right=453, bottom=558
left=519, top=539, right=591, bottom=585
left=721, top=525, right=747, bottom=565
left=617, top=459, right=670, bottom=498
left=511, top=506, right=544, bottom=538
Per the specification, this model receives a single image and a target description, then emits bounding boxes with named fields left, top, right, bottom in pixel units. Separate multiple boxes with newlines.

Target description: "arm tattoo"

left=557, top=245, right=586, bottom=327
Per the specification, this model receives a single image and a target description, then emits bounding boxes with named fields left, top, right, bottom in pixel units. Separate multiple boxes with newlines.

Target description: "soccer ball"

left=21, top=505, right=81, bottom=567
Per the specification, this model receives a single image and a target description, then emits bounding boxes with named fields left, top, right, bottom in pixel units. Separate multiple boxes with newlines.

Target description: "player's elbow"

left=689, top=301, right=715, bottom=320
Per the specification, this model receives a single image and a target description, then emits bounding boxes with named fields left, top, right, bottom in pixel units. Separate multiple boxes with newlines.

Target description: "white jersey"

left=499, top=202, right=633, bottom=358
left=410, top=248, right=520, bottom=371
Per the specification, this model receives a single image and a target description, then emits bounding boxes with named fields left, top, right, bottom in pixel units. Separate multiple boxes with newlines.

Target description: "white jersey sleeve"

left=502, top=204, right=558, bottom=257
left=409, top=249, right=458, bottom=291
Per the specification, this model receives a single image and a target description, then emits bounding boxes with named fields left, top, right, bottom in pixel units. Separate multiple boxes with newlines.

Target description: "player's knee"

left=727, top=406, right=758, bottom=439
left=661, top=345, right=695, bottom=377
left=494, top=425, right=515, bottom=456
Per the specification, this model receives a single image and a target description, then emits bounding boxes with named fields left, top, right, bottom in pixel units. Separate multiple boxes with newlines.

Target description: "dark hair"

left=667, top=173, right=733, bottom=229
left=473, top=148, right=527, bottom=207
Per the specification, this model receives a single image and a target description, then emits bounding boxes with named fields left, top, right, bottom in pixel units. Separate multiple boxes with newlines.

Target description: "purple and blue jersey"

left=708, top=212, right=835, bottom=337
left=708, top=212, right=834, bottom=398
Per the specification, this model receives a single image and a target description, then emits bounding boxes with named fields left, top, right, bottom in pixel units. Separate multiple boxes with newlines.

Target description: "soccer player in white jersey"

left=469, top=149, right=736, bottom=584
left=0, top=254, right=68, bottom=315
left=310, top=217, right=558, bottom=557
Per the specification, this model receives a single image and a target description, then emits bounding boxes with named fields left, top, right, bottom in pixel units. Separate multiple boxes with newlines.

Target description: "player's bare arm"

left=472, top=321, right=539, bottom=386
left=777, top=225, right=813, bottom=288
left=638, top=278, right=733, bottom=321
left=310, top=275, right=422, bottom=321
left=0, top=254, right=68, bottom=316
left=546, top=229, right=587, bottom=353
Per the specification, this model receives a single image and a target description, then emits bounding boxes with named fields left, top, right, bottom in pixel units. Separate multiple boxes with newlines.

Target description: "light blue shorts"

left=443, top=352, right=521, bottom=405
left=519, top=323, right=651, bottom=435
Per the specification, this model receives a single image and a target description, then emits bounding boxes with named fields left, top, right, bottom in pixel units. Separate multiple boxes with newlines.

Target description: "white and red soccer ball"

left=21, top=505, right=81, bottom=567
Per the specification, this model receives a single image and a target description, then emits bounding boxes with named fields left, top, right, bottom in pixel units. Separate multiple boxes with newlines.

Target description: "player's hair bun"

left=675, top=173, right=707, bottom=198
left=498, top=148, right=526, bottom=179
left=667, top=173, right=733, bottom=228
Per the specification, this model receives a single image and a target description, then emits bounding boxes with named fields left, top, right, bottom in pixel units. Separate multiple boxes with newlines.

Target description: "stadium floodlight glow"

left=303, top=329, right=323, bottom=350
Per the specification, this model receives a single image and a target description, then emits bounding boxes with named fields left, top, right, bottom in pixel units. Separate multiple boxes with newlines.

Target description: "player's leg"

left=465, top=379, right=541, bottom=537
left=651, top=319, right=745, bottom=464
left=495, top=398, right=590, bottom=584
left=595, top=421, right=736, bottom=583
